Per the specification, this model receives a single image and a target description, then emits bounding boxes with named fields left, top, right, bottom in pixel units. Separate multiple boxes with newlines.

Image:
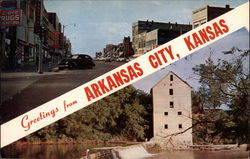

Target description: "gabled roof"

left=152, top=71, right=192, bottom=89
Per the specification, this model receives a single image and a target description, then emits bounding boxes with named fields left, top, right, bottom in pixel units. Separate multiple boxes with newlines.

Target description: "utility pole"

left=0, top=27, right=6, bottom=72
left=38, top=37, right=43, bottom=74
left=62, top=25, right=65, bottom=58
left=0, top=28, right=6, bottom=53
left=62, top=23, right=75, bottom=57
left=38, top=26, right=46, bottom=74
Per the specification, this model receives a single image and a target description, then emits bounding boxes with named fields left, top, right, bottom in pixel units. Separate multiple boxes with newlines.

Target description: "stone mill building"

left=152, top=71, right=193, bottom=146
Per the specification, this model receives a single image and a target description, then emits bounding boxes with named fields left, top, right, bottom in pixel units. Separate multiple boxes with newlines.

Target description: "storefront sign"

left=0, top=9, right=21, bottom=26
left=52, top=31, right=60, bottom=48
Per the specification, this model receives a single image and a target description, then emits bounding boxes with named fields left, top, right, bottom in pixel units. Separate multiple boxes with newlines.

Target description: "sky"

left=133, top=28, right=249, bottom=93
left=44, top=0, right=248, bottom=57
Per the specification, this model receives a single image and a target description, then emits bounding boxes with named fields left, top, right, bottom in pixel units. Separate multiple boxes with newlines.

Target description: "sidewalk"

left=1, top=61, right=63, bottom=77
left=0, top=63, right=65, bottom=104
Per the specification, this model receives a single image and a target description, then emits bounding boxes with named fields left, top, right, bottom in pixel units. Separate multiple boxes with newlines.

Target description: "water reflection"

left=1, top=144, right=103, bottom=159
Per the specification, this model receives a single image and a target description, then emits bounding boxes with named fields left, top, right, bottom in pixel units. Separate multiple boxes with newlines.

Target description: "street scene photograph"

left=0, top=0, right=249, bottom=159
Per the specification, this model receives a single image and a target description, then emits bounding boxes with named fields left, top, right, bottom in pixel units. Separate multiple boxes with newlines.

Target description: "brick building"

left=103, top=44, right=117, bottom=58
left=101, top=36, right=133, bottom=58
left=122, top=36, right=134, bottom=58
left=132, top=20, right=191, bottom=56
left=48, top=12, right=62, bottom=56
left=192, top=5, right=233, bottom=29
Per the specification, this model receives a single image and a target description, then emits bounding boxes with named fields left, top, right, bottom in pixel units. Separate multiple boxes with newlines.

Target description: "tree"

left=24, top=85, right=151, bottom=142
left=192, top=47, right=249, bottom=144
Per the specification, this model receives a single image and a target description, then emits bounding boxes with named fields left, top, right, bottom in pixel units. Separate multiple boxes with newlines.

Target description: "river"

left=1, top=144, right=104, bottom=159
left=1, top=144, right=249, bottom=159
left=147, top=149, right=249, bottom=159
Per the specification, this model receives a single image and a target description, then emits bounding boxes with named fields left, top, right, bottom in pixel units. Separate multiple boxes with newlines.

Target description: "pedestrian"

left=12, top=55, right=17, bottom=71
left=83, top=149, right=90, bottom=159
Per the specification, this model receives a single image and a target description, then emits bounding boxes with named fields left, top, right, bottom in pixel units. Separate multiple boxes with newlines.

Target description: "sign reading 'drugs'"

left=0, top=9, right=22, bottom=26
left=1, top=2, right=249, bottom=148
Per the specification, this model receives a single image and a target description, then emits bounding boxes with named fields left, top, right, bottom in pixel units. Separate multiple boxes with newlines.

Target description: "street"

left=0, top=61, right=124, bottom=124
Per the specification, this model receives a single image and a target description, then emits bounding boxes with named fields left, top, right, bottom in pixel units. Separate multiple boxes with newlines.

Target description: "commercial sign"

left=0, top=9, right=21, bottom=26
left=52, top=31, right=60, bottom=48
left=0, top=2, right=249, bottom=148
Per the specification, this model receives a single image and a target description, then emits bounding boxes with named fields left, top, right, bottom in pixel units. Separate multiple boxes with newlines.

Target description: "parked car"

left=105, top=57, right=116, bottom=62
left=59, top=54, right=95, bottom=70
left=116, top=58, right=126, bottom=62
left=125, top=58, right=130, bottom=62
left=104, top=57, right=112, bottom=62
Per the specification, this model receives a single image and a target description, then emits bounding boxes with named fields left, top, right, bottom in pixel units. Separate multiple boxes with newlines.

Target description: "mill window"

left=179, top=124, right=182, bottom=129
left=170, top=75, right=173, bottom=81
left=165, top=124, right=168, bottom=129
left=170, top=101, right=174, bottom=108
left=169, top=89, right=173, bottom=95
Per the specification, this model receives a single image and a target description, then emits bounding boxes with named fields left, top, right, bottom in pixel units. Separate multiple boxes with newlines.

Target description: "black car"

left=59, top=54, right=95, bottom=70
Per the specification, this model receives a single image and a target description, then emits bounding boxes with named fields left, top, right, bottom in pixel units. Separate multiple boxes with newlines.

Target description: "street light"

left=63, top=23, right=76, bottom=34
left=62, top=23, right=76, bottom=57
left=38, top=26, right=46, bottom=74
left=0, top=27, right=7, bottom=71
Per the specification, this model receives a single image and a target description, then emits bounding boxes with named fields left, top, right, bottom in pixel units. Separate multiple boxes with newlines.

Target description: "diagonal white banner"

left=1, top=2, right=249, bottom=148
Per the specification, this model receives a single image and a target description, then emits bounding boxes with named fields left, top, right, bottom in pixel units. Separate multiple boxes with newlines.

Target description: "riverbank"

left=145, top=144, right=249, bottom=159
left=143, top=142, right=249, bottom=153
left=13, top=140, right=141, bottom=146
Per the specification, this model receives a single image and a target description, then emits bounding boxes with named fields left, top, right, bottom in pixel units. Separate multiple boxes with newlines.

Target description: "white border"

left=1, top=2, right=249, bottom=148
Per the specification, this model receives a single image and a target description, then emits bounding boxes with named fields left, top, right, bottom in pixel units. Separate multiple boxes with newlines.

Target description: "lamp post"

left=0, top=27, right=6, bottom=72
left=38, top=26, right=45, bottom=74
left=38, top=38, right=43, bottom=74
left=62, top=23, right=75, bottom=57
